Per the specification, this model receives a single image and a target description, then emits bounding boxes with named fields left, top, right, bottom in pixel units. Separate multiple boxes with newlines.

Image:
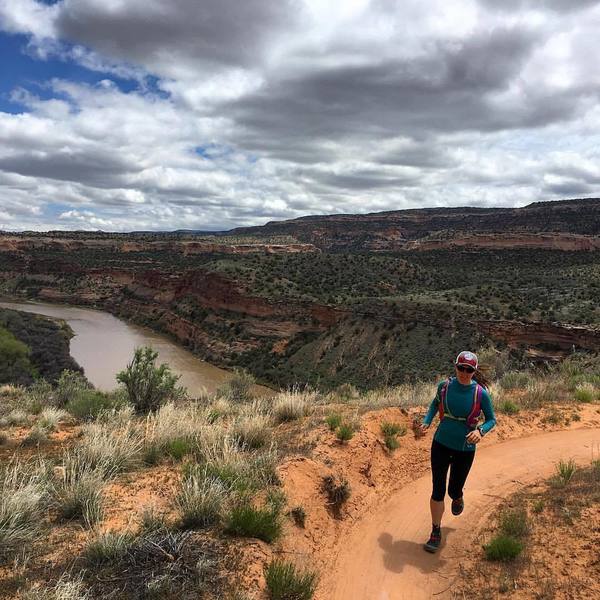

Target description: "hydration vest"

left=438, top=377, right=483, bottom=430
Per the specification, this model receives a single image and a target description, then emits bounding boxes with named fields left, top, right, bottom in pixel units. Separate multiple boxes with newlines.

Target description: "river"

left=0, top=300, right=254, bottom=396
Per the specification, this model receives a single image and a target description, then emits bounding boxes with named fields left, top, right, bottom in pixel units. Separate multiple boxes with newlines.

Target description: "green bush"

left=66, top=389, right=127, bottom=421
left=335, top=423, right=354, bottom=443
left=264, top=559, right=318, bottom=600
left=484, top=534, right=523, bottom=561
left=380, top=421, right=406, bottom=437
left=0, top=327, right=34, bottom=386
left=554, top=458, right=577, bottom=486
left=117, top=347, right=186, bottom=414
left=166, top=438, right=194, bottom=460
left=224, top=502, right=283, bottom=543
left=325, top=413, right=342, bottom=431
left=574, top=383, right=596, bottom=403
left=55, top=370, right=91, bottom=408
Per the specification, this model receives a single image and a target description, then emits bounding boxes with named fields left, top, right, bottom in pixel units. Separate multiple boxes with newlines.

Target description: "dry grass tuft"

left=273, top=388, right=317, bottom=423
left=0, top=458, right=49, bottom=556
left=78, top=421, right=143, bottom=474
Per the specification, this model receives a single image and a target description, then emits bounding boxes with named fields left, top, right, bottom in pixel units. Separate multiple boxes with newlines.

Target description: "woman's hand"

left=465, top=429, right=482, bottom=444
left=419, top=423, right=430, bottom=436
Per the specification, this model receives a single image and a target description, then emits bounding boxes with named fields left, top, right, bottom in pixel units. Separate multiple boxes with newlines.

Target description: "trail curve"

left=320, top=427, right=600, bottom=600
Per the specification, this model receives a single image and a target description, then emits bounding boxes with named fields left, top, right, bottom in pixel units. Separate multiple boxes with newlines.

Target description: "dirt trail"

left=321, top=427, right=600, bottom=600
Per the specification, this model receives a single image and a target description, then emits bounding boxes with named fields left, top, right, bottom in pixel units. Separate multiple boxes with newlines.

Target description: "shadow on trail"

left=378, top=527, right=456, bottom=575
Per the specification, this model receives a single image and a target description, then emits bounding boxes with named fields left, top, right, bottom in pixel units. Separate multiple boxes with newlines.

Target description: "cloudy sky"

left=1, top=0, right=600, bottom=232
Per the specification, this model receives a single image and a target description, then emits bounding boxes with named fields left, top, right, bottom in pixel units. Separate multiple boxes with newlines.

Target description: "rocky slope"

left=231, top=197, right=600, bottom=251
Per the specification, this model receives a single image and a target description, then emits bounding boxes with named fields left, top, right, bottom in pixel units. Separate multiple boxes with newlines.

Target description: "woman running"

left=420, top=351, right=496, bottom=553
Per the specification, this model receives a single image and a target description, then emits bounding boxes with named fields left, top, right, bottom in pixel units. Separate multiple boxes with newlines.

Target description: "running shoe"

left=423, top=526, right=441, bottom=553
left=451, top=497, right=464, bottom=516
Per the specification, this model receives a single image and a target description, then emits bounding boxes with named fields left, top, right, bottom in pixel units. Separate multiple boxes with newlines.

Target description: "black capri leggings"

left=430, top=439, right=475, bottom=502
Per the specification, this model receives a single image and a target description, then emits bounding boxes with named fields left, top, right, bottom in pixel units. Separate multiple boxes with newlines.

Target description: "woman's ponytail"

left=473, top=367, right=491, bottom=389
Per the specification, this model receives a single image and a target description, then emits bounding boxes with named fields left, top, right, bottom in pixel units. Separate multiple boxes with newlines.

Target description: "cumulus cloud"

left=0, top=0, right=600, bottom=231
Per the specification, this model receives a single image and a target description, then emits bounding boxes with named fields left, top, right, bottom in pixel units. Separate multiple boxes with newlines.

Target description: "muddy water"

left=0, top=300, right=245, bottom=395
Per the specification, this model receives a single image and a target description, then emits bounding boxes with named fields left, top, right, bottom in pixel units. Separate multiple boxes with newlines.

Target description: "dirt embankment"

left=233, top=401, right=600, bottom=598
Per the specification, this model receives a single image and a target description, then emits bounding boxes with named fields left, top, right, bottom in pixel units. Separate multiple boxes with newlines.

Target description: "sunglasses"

left=456, top=365, right=475, bottom=374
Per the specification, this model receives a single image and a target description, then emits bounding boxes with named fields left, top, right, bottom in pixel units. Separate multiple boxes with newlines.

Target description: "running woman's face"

left=455, top=364, right=475, bottom=385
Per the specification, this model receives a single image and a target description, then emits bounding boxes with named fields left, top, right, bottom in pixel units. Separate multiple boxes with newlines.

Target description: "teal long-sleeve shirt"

left=423, top=378, right=496, bottom=452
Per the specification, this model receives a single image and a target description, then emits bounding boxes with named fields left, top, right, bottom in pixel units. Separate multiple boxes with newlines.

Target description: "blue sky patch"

left=0, top=31, right=150, bottom=113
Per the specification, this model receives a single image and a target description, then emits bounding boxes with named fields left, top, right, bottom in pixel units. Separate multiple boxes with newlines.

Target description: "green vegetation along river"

left=0, top=300, right=237, bottom=395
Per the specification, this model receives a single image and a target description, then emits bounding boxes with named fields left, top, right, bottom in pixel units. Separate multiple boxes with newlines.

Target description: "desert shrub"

left=497, top=399, right=519, bottom=415
left=66, top=389, right=127, bottom=421
left=52, top=452, right=106, bottom=528
left=224, top=501, right=283, bottom=543
left=21, top=573, right=90, bottom=600
left=55, top=370, right=91, bottom=408
left=264, top=559, right=318, bottom=600
left=499, top=507, right=529, bottom=538
left=574, top=383, right=596, bottom=403
left=216, top=368, right=255, bottom=404
left=499, top=372, right=531, bottom=391
left=554, top=458, right=577, bottom=486
left=325, top=413, right=342, bottom=431
left=322, top=475, right=351, bottom=507
left=117, top=346, right=186, bottom=414
left=484, top=535, right=523, bottom=561
left=273, top=388, right=316, bottom=423
left=84, top=531, right=136, bottom=566
left=78, top=421, right=142, bottom=475
left=0, top=459, right=48, bottom=556
left=176, top=470, right=226, bottom=529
